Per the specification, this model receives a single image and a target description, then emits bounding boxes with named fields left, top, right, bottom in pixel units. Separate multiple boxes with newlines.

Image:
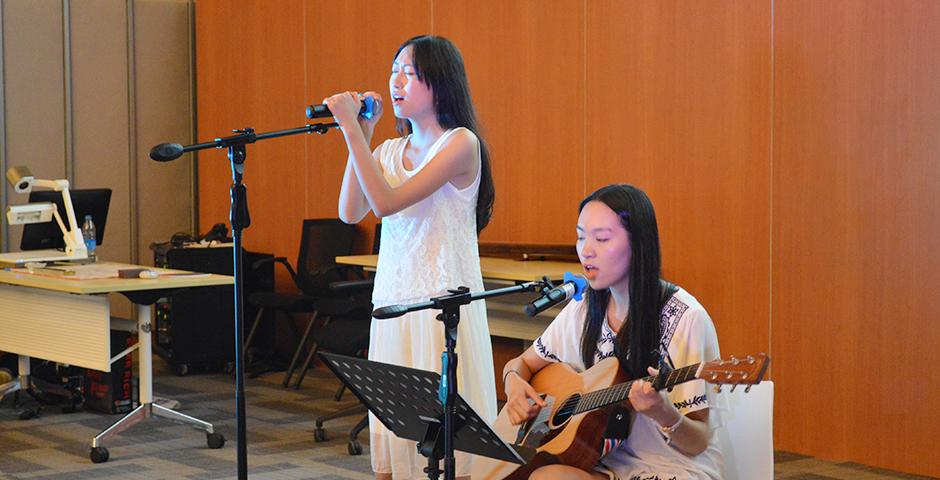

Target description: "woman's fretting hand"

left=627, top=366, right=683, bottom=427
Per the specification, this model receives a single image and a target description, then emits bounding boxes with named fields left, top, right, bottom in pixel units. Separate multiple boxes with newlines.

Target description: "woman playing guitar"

left=500, top=184, right=725, bottom=480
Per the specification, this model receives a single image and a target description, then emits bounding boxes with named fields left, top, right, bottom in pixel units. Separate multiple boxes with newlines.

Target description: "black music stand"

left=320, top=352, right=534, bottom=480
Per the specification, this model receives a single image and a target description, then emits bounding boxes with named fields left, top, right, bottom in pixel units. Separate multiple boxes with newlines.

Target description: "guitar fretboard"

left=571, top=363, right=700, bottom=415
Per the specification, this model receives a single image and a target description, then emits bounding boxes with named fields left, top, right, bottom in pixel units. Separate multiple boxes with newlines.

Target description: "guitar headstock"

left=698, top=353, right=770, bottom=393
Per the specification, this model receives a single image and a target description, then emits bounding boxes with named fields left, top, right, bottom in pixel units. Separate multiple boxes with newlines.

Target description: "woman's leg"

left=529, top=464, right=608, bottom=480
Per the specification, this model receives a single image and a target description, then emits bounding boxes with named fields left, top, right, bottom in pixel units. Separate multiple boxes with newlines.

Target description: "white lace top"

left=371, top=127, right=484, bottom=305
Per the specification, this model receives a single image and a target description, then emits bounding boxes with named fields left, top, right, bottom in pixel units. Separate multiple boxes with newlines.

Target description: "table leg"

left=89, top=303, right=224, bottom=463
left=0, top=356, right=29, bottom=399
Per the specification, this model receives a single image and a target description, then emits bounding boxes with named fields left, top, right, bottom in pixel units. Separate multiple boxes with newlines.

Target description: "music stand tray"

left=320, top=352, right=533, bottom=467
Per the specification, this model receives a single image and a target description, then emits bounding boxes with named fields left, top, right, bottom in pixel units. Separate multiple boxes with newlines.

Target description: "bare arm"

left=338, top=147, right=378, bottom=223
left=628, top=367, right=713, bottom=456
left=336, top=92, right=383, bottom=224
left=325, top=92, right=478, bottom=218
left=502, top=346, right=552, bottom=425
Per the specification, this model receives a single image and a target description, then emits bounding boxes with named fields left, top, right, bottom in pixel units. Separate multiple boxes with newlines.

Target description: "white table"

left=0, top=261, right=233, bottom=463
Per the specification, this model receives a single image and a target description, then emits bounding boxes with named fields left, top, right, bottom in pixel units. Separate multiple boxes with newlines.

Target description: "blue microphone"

left=306, top=96, right=375, bottom=120
left=524, top=272, right=588, bottom=316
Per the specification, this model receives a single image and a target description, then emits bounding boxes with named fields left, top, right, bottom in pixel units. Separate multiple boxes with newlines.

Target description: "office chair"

left=308, top=223, right=380, bottom=455
left=245, top=218, right=358, bottom=385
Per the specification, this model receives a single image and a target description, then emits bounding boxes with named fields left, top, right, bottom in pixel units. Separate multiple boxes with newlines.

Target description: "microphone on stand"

left=306, top=97, right=376, bottom=119
left=150, top=143, right=185, bottom=162
left=524, top=272, right=588, bottom=316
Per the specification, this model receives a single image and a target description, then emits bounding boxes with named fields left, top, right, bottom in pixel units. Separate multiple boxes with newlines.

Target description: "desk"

left=0, top=262, right=233, bottom=463
left=336, top=254, right=576, bottom=284
left=335, top=255, right=581, bottom=340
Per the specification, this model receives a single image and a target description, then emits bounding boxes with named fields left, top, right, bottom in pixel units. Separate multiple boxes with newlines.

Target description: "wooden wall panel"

left=195, top=0, right=307, bottom=265
left=1, top=0, right=66, bottom=248
left=134, top=0, right=197, bottom=261
left=434, top=0, right=586, bottom=244
left=585, top=2, right=773, bottom=359
left=194, top=2, right=940, bottom=476
left=773, top=1, right=940, bottom=475
left=304, top=0, right=431, bottom=252
left=71, top=0, right=131, bottom=265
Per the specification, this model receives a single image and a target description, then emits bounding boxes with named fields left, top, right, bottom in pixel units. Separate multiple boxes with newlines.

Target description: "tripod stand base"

left=90, top=402, right=224, bottom=463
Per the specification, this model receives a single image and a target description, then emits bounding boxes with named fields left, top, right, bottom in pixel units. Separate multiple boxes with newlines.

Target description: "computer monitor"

left=20, top=188, right=112, bottom=251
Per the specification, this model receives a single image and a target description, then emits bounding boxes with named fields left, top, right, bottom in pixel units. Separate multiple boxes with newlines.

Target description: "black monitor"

left=20, top=188, right=112, bottom=251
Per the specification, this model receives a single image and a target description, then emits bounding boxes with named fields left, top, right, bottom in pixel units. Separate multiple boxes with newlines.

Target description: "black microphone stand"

left=372, top=281, right=545, bottom=480
left=151, top=121, right=337, bottom=480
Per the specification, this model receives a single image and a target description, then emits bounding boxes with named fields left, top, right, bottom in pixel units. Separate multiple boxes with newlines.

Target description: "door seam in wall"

left=62, top=0, right=74, bottom=184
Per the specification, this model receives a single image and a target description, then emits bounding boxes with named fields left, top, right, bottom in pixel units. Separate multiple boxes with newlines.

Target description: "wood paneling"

left=134, top=0, right=197, bottom=260
left=71, top=0, right=131, bottom=266
left=1, top=0, right=66, bottom=248
left=435, top=0, right=585, bottom=244
left=304, top=0, right=431, bottom=252
left=194, top=1, right=940, bottom=476
left=195, top=0, right=307, bottom=271
left=773, top=1, right=940, bottom=475
left=585, top=1, right=773, bottom=361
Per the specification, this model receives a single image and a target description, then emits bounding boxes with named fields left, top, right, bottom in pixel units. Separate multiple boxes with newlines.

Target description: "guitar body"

left=473, top=357, right=627, bottom=480
left=472, top=352, right=770, bottom=480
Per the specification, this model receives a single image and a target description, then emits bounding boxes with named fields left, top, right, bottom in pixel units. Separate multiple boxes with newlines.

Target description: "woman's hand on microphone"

left=357, top=91, right=383, bottom=141
left=322, top=92, right=363, bottom=130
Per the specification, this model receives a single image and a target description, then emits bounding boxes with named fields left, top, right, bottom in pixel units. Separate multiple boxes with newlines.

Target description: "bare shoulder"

left=442, top=127, right=479, bottom=152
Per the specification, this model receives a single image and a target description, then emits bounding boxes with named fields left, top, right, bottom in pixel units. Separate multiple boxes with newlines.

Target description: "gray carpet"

left=0, top=360, right=372, bottom=480
left=0, top=359, right=934, bottom=479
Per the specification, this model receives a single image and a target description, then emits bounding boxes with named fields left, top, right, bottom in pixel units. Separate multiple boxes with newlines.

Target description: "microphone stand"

left=151, top=121, right=337, bottom=480
left=372, top=281, right=545, bottom=480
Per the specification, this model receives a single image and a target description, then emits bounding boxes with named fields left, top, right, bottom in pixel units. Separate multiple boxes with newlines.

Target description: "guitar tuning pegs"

left=745, top=385, right=752, bottom=393
left=747, top=355, right=755, bottom=363
left=730, top=355, right=740, bottom=365
left=730, top=384, right=738, bottom=393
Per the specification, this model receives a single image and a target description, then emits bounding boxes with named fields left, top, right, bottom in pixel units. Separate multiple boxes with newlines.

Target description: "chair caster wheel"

left=314, top=427, right=327, bottom=442
left=90, top=446, right=110, bottom=463
left=207, top=432, right=225, bottom=449
left=348, top=439, right=362, bottom=455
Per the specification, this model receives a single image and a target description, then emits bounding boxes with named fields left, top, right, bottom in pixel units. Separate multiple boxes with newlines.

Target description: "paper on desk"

left=12, top=264, right=122, bottom=280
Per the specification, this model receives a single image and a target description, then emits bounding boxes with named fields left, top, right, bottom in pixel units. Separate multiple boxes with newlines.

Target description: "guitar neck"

left=573, top=363, right=701, bottom=415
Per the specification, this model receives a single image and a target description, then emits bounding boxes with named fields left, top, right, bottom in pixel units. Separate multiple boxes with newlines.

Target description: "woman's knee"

left=530, top=464, right=599, bottom=480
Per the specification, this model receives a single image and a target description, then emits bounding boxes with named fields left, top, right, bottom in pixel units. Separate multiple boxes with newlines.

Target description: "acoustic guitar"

left=473, top=353, right=770, bottom=479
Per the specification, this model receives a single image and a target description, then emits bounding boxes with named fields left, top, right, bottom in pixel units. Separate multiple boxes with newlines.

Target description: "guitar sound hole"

left=550, top=393, right=580, bottom=427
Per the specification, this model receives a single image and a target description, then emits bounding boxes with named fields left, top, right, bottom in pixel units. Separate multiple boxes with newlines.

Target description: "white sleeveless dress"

left=369, top=127, right=497, bottom=478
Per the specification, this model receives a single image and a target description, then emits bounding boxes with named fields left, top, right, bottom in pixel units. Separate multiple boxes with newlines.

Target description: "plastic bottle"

left=82, top=214, right=97, bottom=262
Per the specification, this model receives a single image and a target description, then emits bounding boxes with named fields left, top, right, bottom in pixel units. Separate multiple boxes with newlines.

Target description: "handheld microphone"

left=524, top=272, right=588, bottom=316
left=306, top=97, right=375, bottom=120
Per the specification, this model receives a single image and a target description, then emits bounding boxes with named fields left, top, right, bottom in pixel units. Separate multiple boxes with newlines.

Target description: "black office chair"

left=245, top=218, right=358, bottom=385
left=308, top=223, right=380, bottom=455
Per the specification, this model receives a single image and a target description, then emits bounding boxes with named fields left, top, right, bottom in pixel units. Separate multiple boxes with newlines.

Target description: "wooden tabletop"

left=0, top=261, right=233, bottom=295
left=335, top=254, right=580, bottom=282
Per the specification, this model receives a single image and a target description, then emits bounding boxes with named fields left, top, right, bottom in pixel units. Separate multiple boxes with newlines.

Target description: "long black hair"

left=578, top=184, right=677, bottom=379
left=393, top=35, right=495, bottom=234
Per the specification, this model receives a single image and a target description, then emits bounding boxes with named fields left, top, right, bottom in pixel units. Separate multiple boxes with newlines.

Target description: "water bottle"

left=82, top=214, right=97, bottom=262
